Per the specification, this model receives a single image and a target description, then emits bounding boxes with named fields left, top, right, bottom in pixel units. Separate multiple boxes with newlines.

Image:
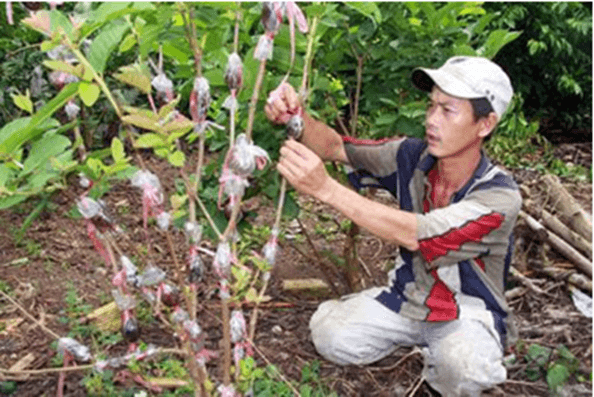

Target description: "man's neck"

left=434, top=148, right=482, bottom=193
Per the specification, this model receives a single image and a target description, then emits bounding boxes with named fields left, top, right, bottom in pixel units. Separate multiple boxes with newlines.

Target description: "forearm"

left=320, top=178, right=419, bottom=251
left=300, top=113, right=348, bottom=164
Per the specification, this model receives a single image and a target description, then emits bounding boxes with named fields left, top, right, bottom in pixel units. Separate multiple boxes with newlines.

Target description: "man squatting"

left=264, top=56, right=522, bottom=397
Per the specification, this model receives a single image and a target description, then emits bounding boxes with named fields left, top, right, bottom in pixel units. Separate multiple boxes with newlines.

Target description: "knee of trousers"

left=422, top=329, right=507, bottom=397
left=309, top=300, right=383, bottom=366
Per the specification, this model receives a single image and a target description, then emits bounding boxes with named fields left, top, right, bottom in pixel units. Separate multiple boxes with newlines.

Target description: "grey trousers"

left=309, top=288, right=506, bottom=397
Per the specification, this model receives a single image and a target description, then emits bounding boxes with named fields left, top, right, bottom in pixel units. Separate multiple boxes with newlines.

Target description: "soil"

left=0, top=145, right=592, bottom=397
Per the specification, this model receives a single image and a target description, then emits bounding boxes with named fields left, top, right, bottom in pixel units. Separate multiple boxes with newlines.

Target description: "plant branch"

left=0, top=289, right=60, bottom=340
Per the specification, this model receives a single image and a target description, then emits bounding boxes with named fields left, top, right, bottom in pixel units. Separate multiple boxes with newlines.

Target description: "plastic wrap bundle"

left=189, top=76, right=211, bottom=134
left=286, top=114, right=304, bottom=140
left=156, top=211, right=171, bottom=230
left=136, top=265, right=166, bottom=287
left=159, top=283, right=180, bottom=307
left=120, top=255, right=139, bottom=285
left=77, top=196, right=113, bottom=223
left=229, top=134, right=270, bottom=177
left=184, top=221, right=203, bottom=244
left=48, top=70, right=79, bottom=90
left=65, top=100, right=80, bottom=120
left=217, top=384, right=238, bottom=397
left=94, top=344, right=158, bottom=372
left=213, top=241, right=232, bottom=280
left=225, top=52, right=243, bottom=91
left=130, top=170, right=165, bottom=229
left=151, top=73, right=174, bottom=103
left=183, top=319, right=204, bottom=351
left=57, top=337, right=91, bottom=362
left=230, top=310, right=247, bottom=344
left=112, top=289, right=137, bottom=311
left=218, top=168, right=249, bottom=209
left=79, top=173, right=92, bottom=189
left=254, top=2, right=285, bottom=61
left=121, top=311, right=140, bottom=343
left=172, top=307, right=189, bottom=324
left=261, top=226, right=279, bottom=266
left=188, top=245, right=204, bottom=283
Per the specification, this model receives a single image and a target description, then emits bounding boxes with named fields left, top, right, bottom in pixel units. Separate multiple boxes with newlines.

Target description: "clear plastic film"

left=112, top=289, right=137, bottom=311
left=57, top=337, right=91, bottom=362
left=137, top=265, right=166, bottom=287
left=213, top=241, right=232, bottom=280
left=229, top=133, right=270, bottom=177
left=225, top=52, right=243, bottom=91
left=230, top=310, right=247, bottom=344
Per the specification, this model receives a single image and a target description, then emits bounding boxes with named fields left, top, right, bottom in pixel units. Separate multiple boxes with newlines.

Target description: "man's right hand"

left=264, top=83, right=301, bottom=124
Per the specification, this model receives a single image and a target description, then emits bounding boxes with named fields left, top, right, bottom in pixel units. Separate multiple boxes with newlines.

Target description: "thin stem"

left=221, top=297, right=232, bottom=386
left=0, top=290, right=60, bottom=340
left=245, top=59, right=267, bottom=141
left=179, top=170, right=222, bottom=239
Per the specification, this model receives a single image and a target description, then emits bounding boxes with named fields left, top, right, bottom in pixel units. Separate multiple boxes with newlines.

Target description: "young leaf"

left=167, top=150, right=185, bottom=167
left=87, top=21, right=130, bottom=74
left=78, top=82, right=101, bottom=107
left=43, top=60, right=81, bottom=78
left=118, top=33, right=137, bottom=53
left=11, top=92, right=34, bottom=114
left=122, top=114, right=160, bottom=132
left=134, top=133, right=166, bottom=148
left=546, top=363, right=570, bottom=393
left=110, top=137, right=126, bottom=163
left=114, top=64, right=152, bottom=94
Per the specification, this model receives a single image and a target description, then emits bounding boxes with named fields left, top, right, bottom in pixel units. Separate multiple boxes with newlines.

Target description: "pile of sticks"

left=517, top=174, right=592, bottom=292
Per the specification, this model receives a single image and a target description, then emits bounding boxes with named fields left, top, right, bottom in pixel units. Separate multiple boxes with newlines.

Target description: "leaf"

left=345, top=2, right=382, bottom=25
left=114, top=63, right=152, bottom=94
left=546, top=363, right=570, bottom=393
left=134, top=133, right=166, bottom=148
left=0, top=83, right=79, bottom=154
left=110, top=137, right=125, bottom=163
left=480, top=29, right=522, bottom=59
left=87, top=21, right=130, bottom=74
left=167, top=150, right=185, bottom=167
left=22, top=134, right=71, bottom=174
left=11, top=92, right=33, bottom=114
left=78, top=82, right=101, bottom=106
left=118, top=33, right=137, bottom=53
left=122, top=114, right=160, bottom=132
left=43, top=60, right=81, bottom=78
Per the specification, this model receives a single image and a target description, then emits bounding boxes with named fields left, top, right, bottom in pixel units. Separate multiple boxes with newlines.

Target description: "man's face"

left=424, top=86, right=483, bottom=159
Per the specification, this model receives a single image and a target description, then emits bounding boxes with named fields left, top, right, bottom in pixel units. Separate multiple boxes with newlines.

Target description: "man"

left=265, top=56, right=521, bottom=396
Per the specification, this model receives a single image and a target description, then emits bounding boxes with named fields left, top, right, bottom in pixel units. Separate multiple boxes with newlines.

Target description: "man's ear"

left=478, top=112, right=499, bottom=139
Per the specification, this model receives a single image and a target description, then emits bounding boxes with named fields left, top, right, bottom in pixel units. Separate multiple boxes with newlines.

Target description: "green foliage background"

left=0, top=2, right=591, bottom=212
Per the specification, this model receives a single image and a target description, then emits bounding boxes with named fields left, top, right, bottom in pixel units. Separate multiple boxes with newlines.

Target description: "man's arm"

left=278, top=139, right=419, bottom=251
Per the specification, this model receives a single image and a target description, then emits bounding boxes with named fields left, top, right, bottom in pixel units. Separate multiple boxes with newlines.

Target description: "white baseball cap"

left=412, top=56, right=514, bottom=119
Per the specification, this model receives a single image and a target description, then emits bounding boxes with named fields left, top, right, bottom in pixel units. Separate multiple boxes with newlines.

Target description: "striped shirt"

left=343, top=136, right=521, bottom=347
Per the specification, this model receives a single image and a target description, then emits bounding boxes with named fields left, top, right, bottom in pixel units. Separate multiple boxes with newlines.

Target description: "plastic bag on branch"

left=159, top=283, right=180, bottom=307
left=213, top=241, right=232, bottom=280
left=121, top=255, right=139, bottom=285
left=261, top=2, right=285, bottom=34
left=230, top=310, right=247, bottom=344
left=121, top=309, right=140, bottom=343
left=224, top=52, right=243, bottom=111
left=262, top=226, right=280, bottom=266
left=65, top=100, right=80, bottom=120
left=217, top=384, right=238, bottom=397
left=172, top=307, right=189, bottom=324
left=77, top=196, right=114, bottom=224
left=112, top=289, right=137, bottom=311
left=286, top=114, right=304, bottom=140
left=156, top=211, right=171, bottom=231
left=152, top=73, right=174, bottom=104
left=94, top=344, right=159, bottom=372
left=218, top=168, right=249, bottom=209
left=137, top=265, right=166, bottom=287
left=130, top=170, right=165, bottom=228
left=229, top=133, right=270, bottom=177
left=185, top=221, right=203, bottom=245
left=188, top=245, right=204, bottom=283
left=58, top=337, right=91, bottom=362
left=189, top=76, right=211, bottom=134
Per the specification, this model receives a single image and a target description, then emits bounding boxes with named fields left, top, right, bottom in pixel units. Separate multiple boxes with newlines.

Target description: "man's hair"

left=470, top=98, right=494, bottom=122
left=470, top=98, right=496, bottom=141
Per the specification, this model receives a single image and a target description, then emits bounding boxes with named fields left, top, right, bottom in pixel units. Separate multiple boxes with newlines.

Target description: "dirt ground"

left=0, top=144, right=591, bottom=397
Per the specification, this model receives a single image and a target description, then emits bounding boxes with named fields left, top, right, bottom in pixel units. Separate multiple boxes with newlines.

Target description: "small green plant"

left=521, top=342, right=589, bottom=395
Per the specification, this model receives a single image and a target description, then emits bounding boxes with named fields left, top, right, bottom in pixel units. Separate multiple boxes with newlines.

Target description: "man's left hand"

left=277, top=139, right=334, bottom=203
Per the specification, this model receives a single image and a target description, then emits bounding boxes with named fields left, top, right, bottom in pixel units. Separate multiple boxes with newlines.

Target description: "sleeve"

left=342, top=137, right=424, bottom=196
left=416, top=175, right=522, bottom=269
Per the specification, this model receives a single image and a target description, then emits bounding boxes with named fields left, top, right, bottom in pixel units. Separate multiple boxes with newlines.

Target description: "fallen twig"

left=0, top=289, right=60, bottom=340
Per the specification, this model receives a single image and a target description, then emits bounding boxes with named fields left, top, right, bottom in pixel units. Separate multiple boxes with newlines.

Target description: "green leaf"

left=134, top=133, right=166, bottom=148
left=0, top=83, right=79, bottom=154
left=480, top=29, right=522, bottom=59
left=78, top=82, right=101, bottom=107
left=22, top=134, right=71, bottom=174
left=167, top=150, right=185, bottom=167
left=87, top=21, right=130, bottom=74
left=110, top=137, right=126, bottom=163
left=547, top=363, right=570, bottom=393
left=118, top=33, right=137, bottom=53
left=122, top=114, right=160, bottom=132
left=114, top=63, right=152, bottom=94
left=0, top=195, right=29, bottom=211
left=11, top=92, right=33, bottom=114
left=345, top=2, right=382, bottom=25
